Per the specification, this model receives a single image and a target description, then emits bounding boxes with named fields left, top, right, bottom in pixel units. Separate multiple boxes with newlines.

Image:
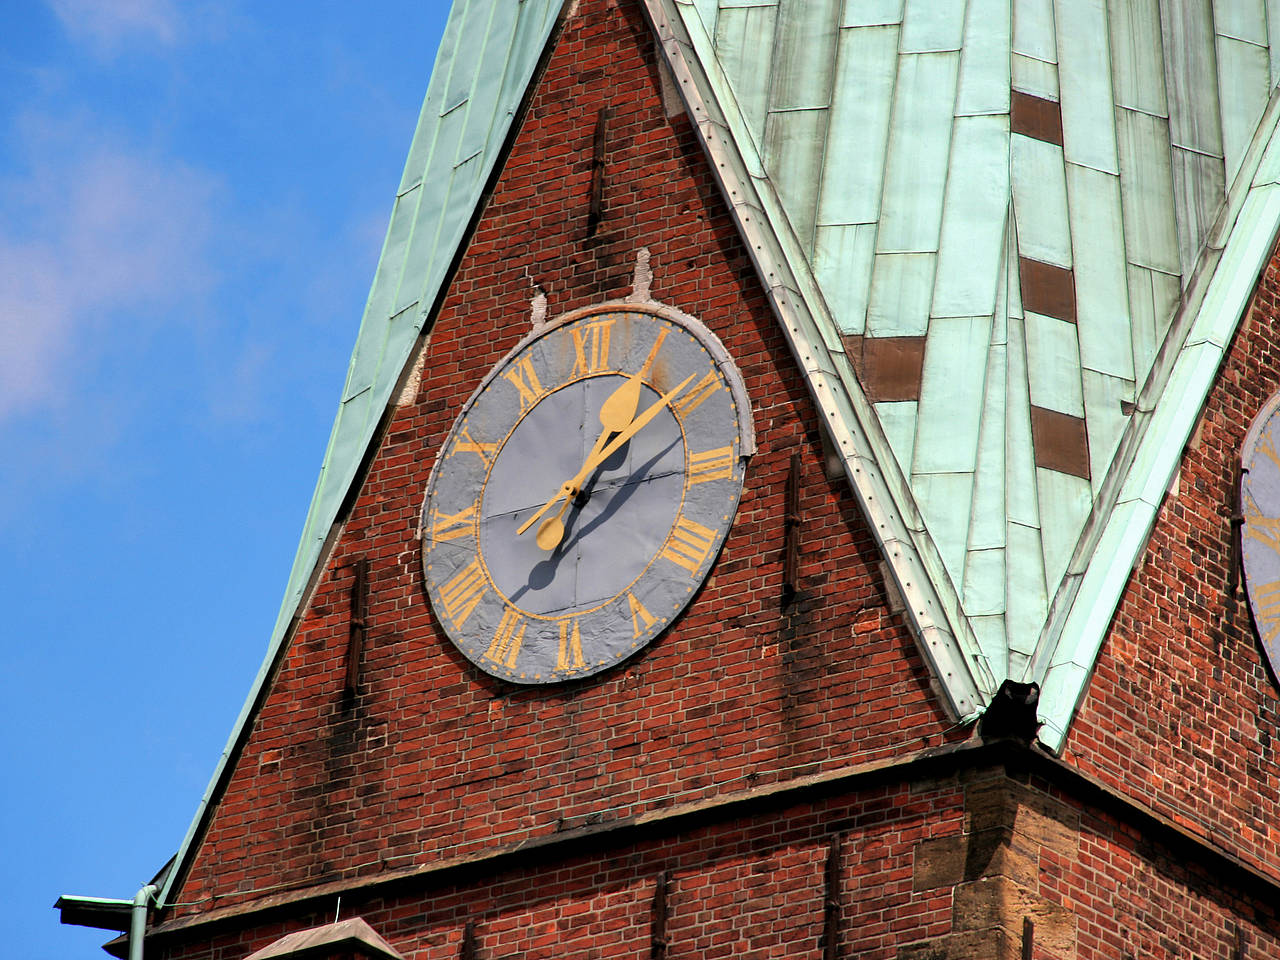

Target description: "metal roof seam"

left=1031, top=87, right=1280, bottom=752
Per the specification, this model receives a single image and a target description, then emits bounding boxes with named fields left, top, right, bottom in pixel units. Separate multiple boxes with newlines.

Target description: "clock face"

left=421, top=303, right=752, bottom=683
left=1243, top=394, right=1280, bottom=675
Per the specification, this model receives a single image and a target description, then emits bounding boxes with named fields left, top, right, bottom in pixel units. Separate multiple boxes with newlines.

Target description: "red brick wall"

left=161, top=780, right=966, bottom=960
left=1064, top=252, right=1280, bottom=879
left=172, top=0, right=960, bottom=919
left=161, top=763, right=1280, bottom=960
left=161, top=1, right=1280, bottom=954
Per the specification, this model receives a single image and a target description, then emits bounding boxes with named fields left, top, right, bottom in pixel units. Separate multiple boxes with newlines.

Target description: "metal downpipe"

left=130, top=884, right=157, bottom=960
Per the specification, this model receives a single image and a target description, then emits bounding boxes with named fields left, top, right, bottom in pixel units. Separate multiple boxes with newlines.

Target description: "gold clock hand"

left=516, top=373, right=643, bottom=538
left=581, top=371, right=645, bottom=479
left=527, top=372, right=695, bottom=551
left=578, top=371, right=694, bottom=477
left=535, top=496, right=574, bottom=551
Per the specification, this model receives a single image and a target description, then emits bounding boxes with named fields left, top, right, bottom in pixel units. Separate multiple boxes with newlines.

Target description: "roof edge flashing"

left=645, top=0, right=994, bottom=718
left=1029, top=86, right=1280, bottom=754
left=156, top=0, right=571, bottom=911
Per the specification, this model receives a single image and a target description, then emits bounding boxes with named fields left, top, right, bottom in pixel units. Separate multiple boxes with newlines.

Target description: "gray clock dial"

left=421, top=303, right=753, bottom=683
left=1243, top=393, right=1280, bottom=677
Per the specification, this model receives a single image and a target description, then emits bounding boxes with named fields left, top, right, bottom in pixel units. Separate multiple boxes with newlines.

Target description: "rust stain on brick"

left=1030, top=406, right=1090, bottom=479
left=843, top=333, right=927, bottom=402
left=1011, top=90, right=1063, bottom=145
left=1019, top=257, right=1076, bottom=322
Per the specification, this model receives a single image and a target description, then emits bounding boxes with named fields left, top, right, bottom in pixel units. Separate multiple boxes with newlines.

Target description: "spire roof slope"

left=158, top=0, right=565, bottom=906
left=657, top=0, right=1280, bottom=747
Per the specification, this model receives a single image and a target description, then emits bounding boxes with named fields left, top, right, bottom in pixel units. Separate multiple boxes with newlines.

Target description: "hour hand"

left=518, top=372, right=694, bottom=550
left=515, top=373, right=644, bottom=539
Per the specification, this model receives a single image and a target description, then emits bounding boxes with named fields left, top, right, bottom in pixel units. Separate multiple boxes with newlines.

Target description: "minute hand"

left=514, top=373, right=696, bottom=540
left=572, top=372, right=695, bottom=483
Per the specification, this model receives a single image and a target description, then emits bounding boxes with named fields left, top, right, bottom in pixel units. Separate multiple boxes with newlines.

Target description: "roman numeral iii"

left=687, top=446, right=734, bottom=485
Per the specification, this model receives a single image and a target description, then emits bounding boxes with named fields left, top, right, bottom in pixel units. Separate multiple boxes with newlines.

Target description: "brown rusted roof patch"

left=1030, top=405, right=1090, bottom=479
left=844, top=334, right=927, bottom=402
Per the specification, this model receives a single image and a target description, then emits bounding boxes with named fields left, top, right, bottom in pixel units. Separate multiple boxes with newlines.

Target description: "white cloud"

left=0, top=117, right=219, bottom=421
left=47, top=0, right=181, bottom=54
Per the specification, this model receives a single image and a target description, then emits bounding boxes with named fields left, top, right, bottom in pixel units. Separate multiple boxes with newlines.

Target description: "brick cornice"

left=125, top=739, right=1280, bottom=957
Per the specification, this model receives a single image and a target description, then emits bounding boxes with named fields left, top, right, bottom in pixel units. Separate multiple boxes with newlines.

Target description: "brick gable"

left=171, top=0, right=960, bottom=920
left=1064, top=252, right=1280, bottom=889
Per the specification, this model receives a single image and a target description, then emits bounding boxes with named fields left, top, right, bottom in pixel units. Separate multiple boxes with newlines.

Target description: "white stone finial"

left=530, top=285, right=548, bottom=328
left=628, top=247, right=653, bottom=302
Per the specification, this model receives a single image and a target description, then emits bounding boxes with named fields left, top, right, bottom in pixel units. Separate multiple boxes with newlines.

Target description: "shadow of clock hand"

left=508, top=446, right=631, bottom=602
left=561, top=436, right=681, bottom=551
left=506, top=437, right=679, bottom=605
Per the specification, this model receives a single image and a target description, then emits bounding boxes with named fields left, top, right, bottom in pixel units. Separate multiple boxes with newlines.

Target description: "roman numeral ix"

left=439, top=556, right=487, bottom=628
left=430, top=502, right=477, bottom=542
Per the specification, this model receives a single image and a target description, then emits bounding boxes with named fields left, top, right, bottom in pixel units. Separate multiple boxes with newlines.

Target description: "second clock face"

left=421, top=304, right=750, bottom=683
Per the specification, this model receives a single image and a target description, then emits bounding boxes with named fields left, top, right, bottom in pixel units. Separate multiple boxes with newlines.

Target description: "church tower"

left=59, top=1, right=1280, bottom=956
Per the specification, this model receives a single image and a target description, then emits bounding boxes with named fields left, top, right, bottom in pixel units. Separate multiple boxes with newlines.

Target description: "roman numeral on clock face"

left=638, top=327, right=668, bottom=378
left=557, top=618, right=586, bottom=671
left=1255, top=579, right=1280, bottom=640
left=673, top=370, right=720, bottom=418
left=485, top=606, right=526, bottom=669
left=1249, top=515, right=1280, bottom=556
left=430, top=502, right=477, bottom=542
left=661, top=515, right=717, bottom=575
left=627, top=592, right=656, bottom=638
left=453, top=426, right=498, bottom=465
left=503, top=355, right=543, bottom=412
left=687, top=446, right=734, bottom=485
left=569, top=319, right=614, bottom=377
left=439, top=556, right=487, bottom=628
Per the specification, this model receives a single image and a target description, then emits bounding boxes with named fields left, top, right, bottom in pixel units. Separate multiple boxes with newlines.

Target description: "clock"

left=421, top=302, right=754, bottom=683
left=1242, top=392, right=1280, bottom=676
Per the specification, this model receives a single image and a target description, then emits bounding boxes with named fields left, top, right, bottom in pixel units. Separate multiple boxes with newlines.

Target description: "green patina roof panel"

left=659, top=0, right=1280, bottom=748
left=817, top=25, right=897, bottom=229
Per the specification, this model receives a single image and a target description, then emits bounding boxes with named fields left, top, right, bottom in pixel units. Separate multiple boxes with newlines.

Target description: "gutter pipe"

left=130, top=884, right=158, bottom=960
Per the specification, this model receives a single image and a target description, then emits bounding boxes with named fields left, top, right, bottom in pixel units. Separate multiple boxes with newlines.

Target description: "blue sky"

left=0, top=3, right=449, bottom=956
